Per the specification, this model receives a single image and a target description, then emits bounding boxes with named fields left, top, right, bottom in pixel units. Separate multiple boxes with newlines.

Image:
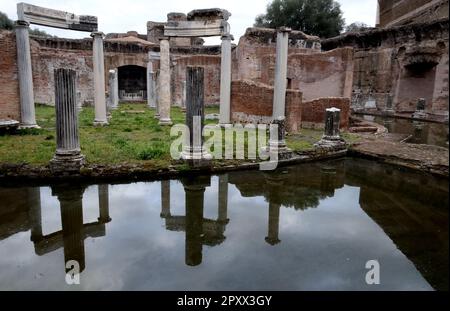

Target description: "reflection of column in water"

left=98, top=184, right=111, bottom=223
left=320, top=165, right=337, bottom=197
left=183, top=176, right=210, bottom=266
left=218, top=174, right=229, bottom=224
left=28, top=187, right=42, bottom=242
left=53, top=186, right=86, bottom=273
left=265, top=202, right=281, bottom=245
left=160, top=180, right=171, bottom=218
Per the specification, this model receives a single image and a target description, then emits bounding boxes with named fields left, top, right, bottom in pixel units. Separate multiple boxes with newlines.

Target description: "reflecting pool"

left=0, top=158, right=448, bottom=290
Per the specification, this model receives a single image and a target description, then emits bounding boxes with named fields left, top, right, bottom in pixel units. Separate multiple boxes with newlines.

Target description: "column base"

left=158, top=118, right=173, bottom=126
left=154, top=114, right=160, bottom=119
left=98, top=216, right=112, bottom=223
left=314, top=136, right=346, bottom=150
left=50, top=151, right=85, bottom=173
left=93, top=120, right=109, bottom=127
left=182, top=148, right=213, bottom=167
left=262, top=140, right=293, bottom=160
left=412, top=111, right=427, bottom=119
left=265, top=236, right=281, bottom=245
left=383, top=109, right=395, bottom=116
left=19, top=124, right=41, bottom=130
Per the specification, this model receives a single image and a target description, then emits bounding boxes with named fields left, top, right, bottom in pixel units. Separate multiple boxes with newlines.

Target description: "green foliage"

left=29, top=27, right=56, bottom=38
left=254, top=0, right=345, bottom=38
left=0, top=11, right=13, bottom=30
left=345, top=22, right=370, bottom=33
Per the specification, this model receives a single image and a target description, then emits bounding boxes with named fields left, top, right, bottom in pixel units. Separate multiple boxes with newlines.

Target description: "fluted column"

left=272, top=27, right=291, bottom=120
left=91, top=32, right=108, bottom=126
left=182, top=176, right=210, bottom=266
left=15, top=21, right=38, bottom=129
left=98, top=184, right=111, bottom=223
left=50, top=68, right=85, bottom=172
left=53, top=186, right=86, bottom=273
left=219, top=34, right=233, bottom=125
left=158, top=38, right=172, bottom=125
left=160, top=180, right=171, bottom=218
left=181, top=66, right=212, bottom=163
left=315, top=107, right=345, bottom=148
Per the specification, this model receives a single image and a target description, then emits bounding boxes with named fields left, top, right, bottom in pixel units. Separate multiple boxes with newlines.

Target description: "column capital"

left=90, top=31, right=105, bottom=38
left=159, top=36, right=170, bottom=42
left=14, top=20, right=30, bottom=28
left=221, top=34, right=234, bottom=41
left=277, top=26, right=292, bottom=33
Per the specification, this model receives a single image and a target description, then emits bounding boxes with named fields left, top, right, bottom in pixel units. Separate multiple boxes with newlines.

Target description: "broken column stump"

left=50, top=68, right=85, bottom=173
left=315, top=107, right=346, bottom=149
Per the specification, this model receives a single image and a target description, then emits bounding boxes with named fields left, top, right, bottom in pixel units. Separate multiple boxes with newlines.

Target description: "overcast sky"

left=1, top=0, right=377, bottom=44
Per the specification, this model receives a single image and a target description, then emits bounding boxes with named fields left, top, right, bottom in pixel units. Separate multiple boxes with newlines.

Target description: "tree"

left=254, top=0, right=345, bottom=38
left=0, top=10, right=55, bottom=37
left=0, top=11, right=14, bottom=30
left=345, top=22, right=370, bottom=33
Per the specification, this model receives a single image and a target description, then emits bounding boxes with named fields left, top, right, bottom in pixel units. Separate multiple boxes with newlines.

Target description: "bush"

left=137, top=146, right=165, bottom=160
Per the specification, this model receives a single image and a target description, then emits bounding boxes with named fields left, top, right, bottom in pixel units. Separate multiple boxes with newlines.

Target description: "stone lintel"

left=17, top=2, right=98, bottom=32
left=164, top=20, right=226, bottom=37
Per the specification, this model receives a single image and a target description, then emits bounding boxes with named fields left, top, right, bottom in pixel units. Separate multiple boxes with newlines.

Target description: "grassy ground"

left=0, top=103, right=358, bottom=166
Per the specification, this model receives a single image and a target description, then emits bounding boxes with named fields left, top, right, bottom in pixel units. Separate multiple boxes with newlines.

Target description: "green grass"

left=0, top=103, right=354, bottom=166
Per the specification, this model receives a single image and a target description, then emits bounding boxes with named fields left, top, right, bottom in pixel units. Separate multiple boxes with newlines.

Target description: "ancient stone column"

left=91, top=32, right=108, bottom=126
left=219, top=34, right=233, bottom=125
left=182, top=176, right=210, bottom=266
left=108, top=70, right=118, bottom=110
left=154, top=71, right=160, bottom=119
left=181, top=80, right=187, bottom=112
left=147, top=56, right=155, bottom=108
left=218, top=174, right=229, bottom=224
left=28, top=187, right=42, bottom=243
left=15, top=21, right=38, bottom=129
left=53, top=185, right=86, bottom=273
left=272, top=27, right=291, bottom=120
left=50, top=69, right=85, bottom=172
left=98, top=184, right=111, bottom=223
left=413, top=98, right=427, bottom=118
left=158, top=38, right=172, bottom=125
left=160, top=180, right=171, bottom=218
left=265, top=202, right=281, bottom=245
left=268, top=116, right=288, bottom=150
left=182, top=66, right=212, bottom=164
left=384, top=94, right=395, bottom=115
left=315, top=107, right=345, bottom=148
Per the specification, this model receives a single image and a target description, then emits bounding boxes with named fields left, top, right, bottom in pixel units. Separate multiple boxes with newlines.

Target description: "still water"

left=364, top=115, right=449, bottom=148
left=0, top=159, right=448, bottom=291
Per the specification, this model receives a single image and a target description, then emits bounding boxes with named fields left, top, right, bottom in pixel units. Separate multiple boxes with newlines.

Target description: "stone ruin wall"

left=378, top=0, right=449, bottom=27
left=0, top=31, right=20, bottom=120
left=322, top=19, right=449, bottom=116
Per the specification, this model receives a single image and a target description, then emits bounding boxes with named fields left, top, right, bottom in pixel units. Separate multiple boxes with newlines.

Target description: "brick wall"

left=301, top=97, right=350, bottom=129
left=230, top=80, right=302, bottom=132
left=0, top=31, right=20, bottom=121
left=172, top=55, right=221, bottom=106
left=260, top=48, right=354, bottom=101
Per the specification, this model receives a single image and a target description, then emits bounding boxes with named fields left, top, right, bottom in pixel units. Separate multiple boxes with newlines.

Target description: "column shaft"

left=160, top=180, right=171, bottom=218
left=98, top=184, right=111, bottom=223
left=15, top=21, right=38, bottom=128
left=158, top=39, right=172, bottom=125
left=219, top=35, right=232, bottom=124
left=91, top=32, right=108, bottom=126
left=272, top=28, right=291, bottom=119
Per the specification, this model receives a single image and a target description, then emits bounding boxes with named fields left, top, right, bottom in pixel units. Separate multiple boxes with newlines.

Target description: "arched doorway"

left=118, top=65, right=147, bottom=101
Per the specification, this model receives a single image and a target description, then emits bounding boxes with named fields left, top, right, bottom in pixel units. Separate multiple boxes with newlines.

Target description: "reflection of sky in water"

left=0, top=176, right=437, bottom=290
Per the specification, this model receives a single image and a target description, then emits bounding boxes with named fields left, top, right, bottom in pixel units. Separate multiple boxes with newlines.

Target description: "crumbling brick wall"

left=172, top=55, right=221, bottom=106
left=230, top=80, right=302, bottom=132
left=260, top=47, right=354, bottom=101
left=322, top=19, right=449, bottom=116
left=301, top=97, right=350, bottom=129
left=0, top=31, right=20, bottom=121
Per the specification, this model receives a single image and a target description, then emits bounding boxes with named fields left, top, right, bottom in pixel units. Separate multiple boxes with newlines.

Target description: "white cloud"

left=1, top=0, right=376, bottom=44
